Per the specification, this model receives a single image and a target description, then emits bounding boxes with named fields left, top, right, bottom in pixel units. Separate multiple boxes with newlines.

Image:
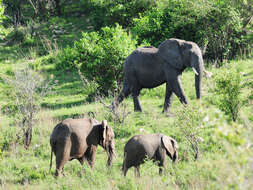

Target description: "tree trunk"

left=13, top=0, right=22, bottom=28
left=54, top=0, right=61, bottom=16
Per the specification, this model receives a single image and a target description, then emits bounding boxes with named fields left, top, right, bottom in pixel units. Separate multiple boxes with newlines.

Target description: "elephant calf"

left=122, top=134, right=178, bottom=177
left=50, top=118, right=115, bottom=177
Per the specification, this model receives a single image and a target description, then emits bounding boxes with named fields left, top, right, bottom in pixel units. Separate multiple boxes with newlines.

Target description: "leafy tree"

left=132, top=0, right=250, bottom=62
left=0, top=0, right=5, bottom=36
left=3, top=64, right=52, bottom=149
left=0, top=0, right=4, bottom=21
left=88, top=0, right=156, bottom=30
left=3, top=0, right=23, bottom=28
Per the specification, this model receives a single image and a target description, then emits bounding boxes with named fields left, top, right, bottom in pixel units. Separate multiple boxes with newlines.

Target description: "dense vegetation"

left=0, top=0, right=252, bottom=189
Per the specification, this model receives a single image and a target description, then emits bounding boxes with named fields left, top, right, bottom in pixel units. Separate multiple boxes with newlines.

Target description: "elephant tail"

left=122, top=151, right=127, bottom=172
left=49, top=146, right=53, bottom=171
left=49, top=140, right=56, bottom=172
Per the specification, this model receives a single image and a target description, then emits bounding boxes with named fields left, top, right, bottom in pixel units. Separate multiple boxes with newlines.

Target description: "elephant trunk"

left=106, top=142, right=116, bottom=167
left=173, top=151, right=178, bottom=163
left=192, top=54, right=203, bottom=99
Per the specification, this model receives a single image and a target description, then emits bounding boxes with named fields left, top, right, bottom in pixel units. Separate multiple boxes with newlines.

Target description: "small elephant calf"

left=122, top=134, right=178, bottom=177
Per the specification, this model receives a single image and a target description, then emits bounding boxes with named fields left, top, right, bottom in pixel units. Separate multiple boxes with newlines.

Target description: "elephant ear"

left=102, top=120, right=114, bottom=147
left=158, top=39, right=184, bottom=70
left=161, top=135, right=177, bottom=156
left=102, top=120, right=107, bottom=147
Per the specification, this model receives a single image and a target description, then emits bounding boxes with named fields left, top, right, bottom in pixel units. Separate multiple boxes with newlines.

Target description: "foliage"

left=0, top=126, right=17, bottom=151
left=173, top=105, right=206, bottom=161
left=0, top=0, right=3, bottom=20
left=132, top=0, right=251, bottom=62
left=213, top=64, right=243, bottom=121
left=87, top=0, right=156, bottom=30
left=57, top=24, right=137, bottom=95
left=0, top=47, right=252, bottom=189
left=0, top=0, right=253, bottom=188
left=2, top=64, right=52, bottom=148
left=2, top=0, right=67, bottom=27
left=0, top=0, right=5, bottom=37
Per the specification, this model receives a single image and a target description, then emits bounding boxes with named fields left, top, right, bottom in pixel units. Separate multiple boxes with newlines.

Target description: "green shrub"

left=4, top=29, right=25, bottom=45
left=0, top=127, right=17, bottom=151
left=173, top=105, right=207, bottom=161
left=87, top=0, right=156, bottom=30
left=57, top=24, right=137, bottom=95
left=132, top=0, right=247, bottom=62
left=213, top=65, right=243, bottom=122
left=56, top=45, right=80, bottom=70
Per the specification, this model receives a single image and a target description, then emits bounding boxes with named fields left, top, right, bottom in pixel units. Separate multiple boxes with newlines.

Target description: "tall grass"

left=0, top=40, right=252, bottom=190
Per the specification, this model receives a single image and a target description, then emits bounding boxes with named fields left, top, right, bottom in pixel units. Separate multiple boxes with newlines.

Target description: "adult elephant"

left=112, top=38, right=211, bottom=112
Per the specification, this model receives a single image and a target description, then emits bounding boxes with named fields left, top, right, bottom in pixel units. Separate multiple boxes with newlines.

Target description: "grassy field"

left=0, top=15, right=253, bottom=190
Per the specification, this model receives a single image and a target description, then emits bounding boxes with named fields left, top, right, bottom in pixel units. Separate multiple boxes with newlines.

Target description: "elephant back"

left=135, top=46, right=158, bottom=54
left=50, top=121, right=73, bottom=141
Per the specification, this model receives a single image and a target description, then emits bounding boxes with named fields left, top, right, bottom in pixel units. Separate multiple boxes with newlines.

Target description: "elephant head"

left=100, top=120, right=116, bottom=166
left=161, top=135, right=178, bottom=163
left=158, top=38, right=206, bottom=99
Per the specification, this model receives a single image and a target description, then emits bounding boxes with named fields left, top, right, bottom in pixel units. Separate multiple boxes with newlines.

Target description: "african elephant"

left=49, top=118, right=115, bottom=177
left=113, top=38, right=212, bottom=112
left=122, top=134, right=178, bottom=177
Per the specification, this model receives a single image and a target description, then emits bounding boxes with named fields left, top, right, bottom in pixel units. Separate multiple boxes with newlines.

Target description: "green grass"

left=0, top=58, right=252, bottom=189
left=0, top=14, right=253, bottom=190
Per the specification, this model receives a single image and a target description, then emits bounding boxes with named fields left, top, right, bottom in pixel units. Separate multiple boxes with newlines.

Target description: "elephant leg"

left=156, top=148, right=165, bottom=175
left=159, top=167, right=164, bottom=175
left=134, top=165, right=140, bottom=177
left=158, top=158, right=165, bottom=175
left=133, top=96, right=142, bottom=112
left=163, top=83, right=173, bottom=113
left=123, top=166, right=129, bottom=177
left=84, top=145, right=97, bottom=169
left=55, top=142, right=71, bottom=177
left=78, top=157, right=86, bottom=165
left=171, top=77, right=188, bottom=105
left=122, top=161, right=128, bottom=177
left=122, top=153, right=129, bottom=176
left=132, top=87, right=142, bottom=112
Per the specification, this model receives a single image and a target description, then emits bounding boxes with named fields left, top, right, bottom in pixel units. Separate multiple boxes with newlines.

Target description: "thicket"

left=87, top=0, right=156, bottom=30
left=1, top=0, right=252, bottom=95
left=54, top=0, right=251, bottom=95
left=2, top=64, right=52, bottom=149
left=56, top=24, right=137, bottom=95
left=132, top=0, right=252, bottom=62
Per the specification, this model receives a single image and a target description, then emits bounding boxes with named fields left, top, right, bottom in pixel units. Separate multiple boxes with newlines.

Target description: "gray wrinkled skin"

left=49, top=118, right=115, bottom=177
left=122, top=134, right=178, bottom=177
left=113, top=38, right=207, bottom=112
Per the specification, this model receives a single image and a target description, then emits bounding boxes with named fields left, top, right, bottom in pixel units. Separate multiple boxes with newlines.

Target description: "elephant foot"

left=134, top=109, right=142, bottom=112
left=55, top=170, right=65, bottom=178
left=110, top=102, right=116, bottom=112
left=164, top=111, right=175, bottom=117
left=55, top=172, right=62, bottom=178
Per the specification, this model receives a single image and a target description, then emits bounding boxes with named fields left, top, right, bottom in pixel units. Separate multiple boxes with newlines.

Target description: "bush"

left=3, top=64, right=53, bottom=148
left=173, top=105, right=207, bottom=161
left=57, top=24, right=137, bottom=95
left=131, top=0, right=248, bottom=62
left=213, top=65, right=243, bottom=122
left=87, top=0, right=156, bottom=30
